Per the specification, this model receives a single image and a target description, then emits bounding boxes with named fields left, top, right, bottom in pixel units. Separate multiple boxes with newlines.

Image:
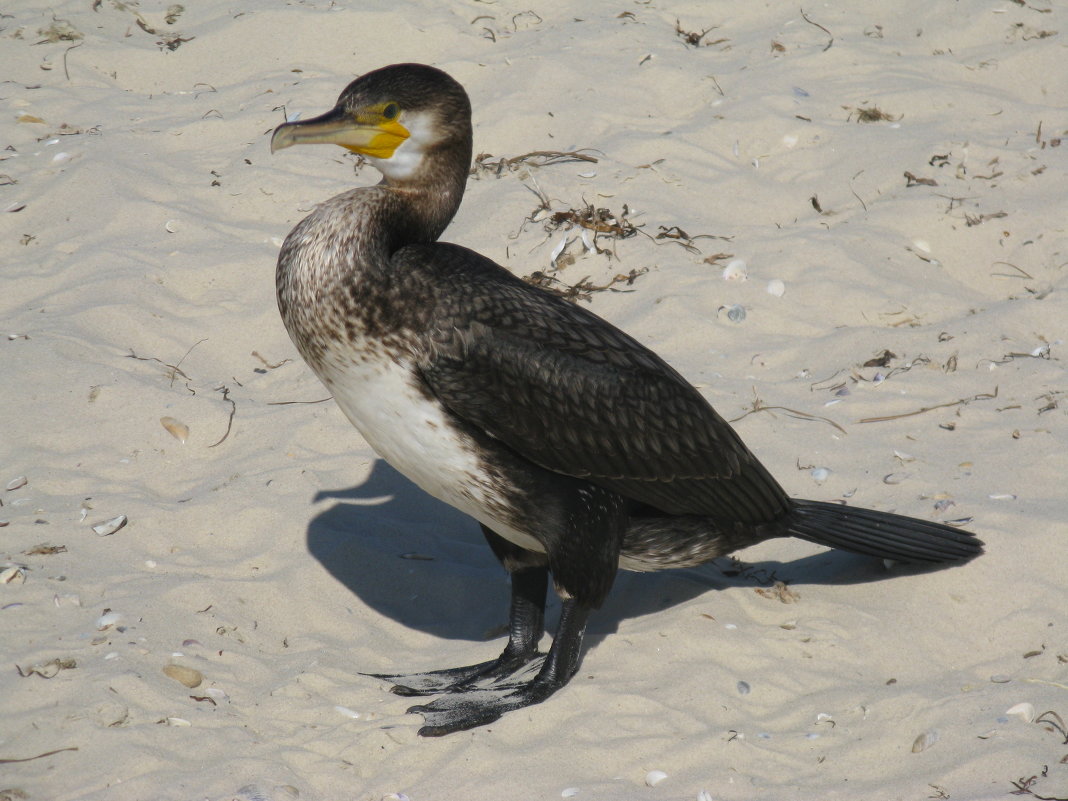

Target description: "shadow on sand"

left=305, top=460, right=936, bottom=651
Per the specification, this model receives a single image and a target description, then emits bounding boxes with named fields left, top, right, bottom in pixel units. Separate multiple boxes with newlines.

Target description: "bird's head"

left=270, top=63, right=472, bottom=185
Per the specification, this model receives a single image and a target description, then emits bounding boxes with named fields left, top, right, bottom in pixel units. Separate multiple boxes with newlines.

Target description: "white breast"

left=314, top=350, right=546, bottom=554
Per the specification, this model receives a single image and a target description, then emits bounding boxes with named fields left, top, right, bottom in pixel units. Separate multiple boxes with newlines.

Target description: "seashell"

left=550, top=234, right=572, bottom=268
left=165, top=716, right=191, bottom=726
left=698, top=791, right=713, bottom=801
left=721, top=259, right=747, bottom=282
left=882, top=472, right=910, bottom=485
left=160, top=416, right=189, bottom=443
left=163, top=664, right=203, bottom=688
left=580, top=228, right=594, bottom=253
left=912, top=239, right=932, bottom=253
left=5, top=201, right=26, bottom=213
left=810, top=467, right=830, bottom=483
left=990, top=674, right=1012, bottom=683
left=52, top=151, right=72, bottom=164
left=766, top=279, right=786, bottom=297
left=561, top=789, right=580, bottom=798
left=911, top=729, right=939, bottom=753
left=334, top=705, right=360, bottom=719
left=645, top=770, right=668, bottom=787
left=1, top=566, right=27, bottom=584
left=165, top=219, right=178, bottom=234
left=6, top=476, right=27, bottom=491
left=1006, top=702, right=1035, bottom=723
left=782, top=134, right=799, bottom=148
left=988, top=493, right=1016, bottom=501
left=736, top=681, right=751, bottom=695
left=96, top=611, right=122, bottom=630
left=92, top=514, right=128, bottom=536
left=720, top=304, right=746, bottom=322
left=204, top=686, right=229, bottom=702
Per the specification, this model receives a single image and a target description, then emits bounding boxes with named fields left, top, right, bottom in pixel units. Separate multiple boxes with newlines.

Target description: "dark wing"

left=399, top=243, right=790, bottom=524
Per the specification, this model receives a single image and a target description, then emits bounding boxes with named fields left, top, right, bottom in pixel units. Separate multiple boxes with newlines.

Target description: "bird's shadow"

left=306, top=460, right=937, bottom=648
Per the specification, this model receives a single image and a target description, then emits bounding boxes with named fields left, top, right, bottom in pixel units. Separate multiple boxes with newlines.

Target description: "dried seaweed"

left=471, top=149, right=599, bottom=178
left=800, top=9, right=834, bottom=52
left=847, top=105, right=902, bottom=123
left=0, top=747, right=78, bottom=764
left=523, top=268, right=648, bottom=302
left=675, top=20, right=729, bottom=48
left=730, top=395, right=847, bottom=435
left=857, top=388, right=998, bottom=424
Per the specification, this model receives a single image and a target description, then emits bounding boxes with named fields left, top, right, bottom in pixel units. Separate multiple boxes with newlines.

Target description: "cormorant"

left=270, top=63, right=982, bottom=736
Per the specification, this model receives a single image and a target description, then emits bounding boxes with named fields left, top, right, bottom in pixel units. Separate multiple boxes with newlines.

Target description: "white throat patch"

left=371, top=111, right=438, bottom=182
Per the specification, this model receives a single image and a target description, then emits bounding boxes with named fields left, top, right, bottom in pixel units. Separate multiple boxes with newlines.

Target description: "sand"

left=2, top=1, right=1066, bottom=799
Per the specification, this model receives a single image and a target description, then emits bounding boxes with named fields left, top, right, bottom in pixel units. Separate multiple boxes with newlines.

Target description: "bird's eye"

left=382, top=102, right=399, bottom=120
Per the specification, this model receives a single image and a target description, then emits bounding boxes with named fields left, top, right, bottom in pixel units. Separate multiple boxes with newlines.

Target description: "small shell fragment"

left=736, top=681, right=751, bottom=696
left=96, top=611, right=123, bottom=630
left=92, top=515, right=128, bottom=536
left=6, top=476, right=27, bottom=491
left=204, top=686, right=229, bottom=702
left=645, top=770, right=668, bottom=787
left=721, top=259, right=747, bottom=282
left=160, top=416, right=189, bottom=443
left=1006, top=702, right=1035, bottom=723
left=911, top=729, right=939, bottom=753
left=720, top=304, right=746, bottom=323
left=766, top=279, right=786, bottom=297
left=165, top=219, right=178, bottom=234
left=1, top=566, right=27, bottom=584
left=334, top=705, right=360, bottom=719
left=561, top=789, right=580, bottom=799
left=163, top=664, right=203, bottom=689
left=810, top=467, right=831, bottom=483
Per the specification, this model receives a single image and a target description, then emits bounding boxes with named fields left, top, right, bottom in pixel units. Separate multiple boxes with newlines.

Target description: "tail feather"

left=788, top=499, right=983, bottom=564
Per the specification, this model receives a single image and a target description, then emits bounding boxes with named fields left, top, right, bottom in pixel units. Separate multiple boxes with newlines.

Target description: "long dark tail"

left=788, top=499, right=983, bottom=564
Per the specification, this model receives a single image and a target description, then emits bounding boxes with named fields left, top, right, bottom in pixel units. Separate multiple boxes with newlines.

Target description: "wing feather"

left=397, top=243, right=790, bottom=523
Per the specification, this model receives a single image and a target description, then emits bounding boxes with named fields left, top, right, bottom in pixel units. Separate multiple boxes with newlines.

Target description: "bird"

left=270, top=63, right=983, bottom=737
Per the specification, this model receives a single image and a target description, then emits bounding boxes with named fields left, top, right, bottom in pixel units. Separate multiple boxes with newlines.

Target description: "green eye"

left=383, top=102, right=399, bottom=120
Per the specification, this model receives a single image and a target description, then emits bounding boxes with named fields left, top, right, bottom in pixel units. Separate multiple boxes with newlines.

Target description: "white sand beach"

left=2, top=1, right=1066, bottom=799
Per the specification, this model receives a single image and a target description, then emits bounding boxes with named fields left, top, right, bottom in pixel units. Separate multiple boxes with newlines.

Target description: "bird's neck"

left=375, top=136, right=471, bottom=252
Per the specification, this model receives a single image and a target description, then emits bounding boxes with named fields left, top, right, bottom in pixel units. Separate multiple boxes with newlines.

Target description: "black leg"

left=408, top=597, right=591, bottom=736
left=367, top=565, right=549, bottom=696
left=367, top=479, right=625, bottom=735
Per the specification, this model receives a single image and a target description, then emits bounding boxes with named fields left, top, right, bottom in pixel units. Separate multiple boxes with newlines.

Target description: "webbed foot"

left=363, top=650, right=545, bottom=696
left=392, top=598, right=590, bottom=736
left=408, top=673, right=563, bottom=736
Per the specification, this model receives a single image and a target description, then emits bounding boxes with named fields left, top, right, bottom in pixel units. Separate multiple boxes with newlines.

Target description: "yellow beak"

left=270, top=106, right=409, bottom=159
